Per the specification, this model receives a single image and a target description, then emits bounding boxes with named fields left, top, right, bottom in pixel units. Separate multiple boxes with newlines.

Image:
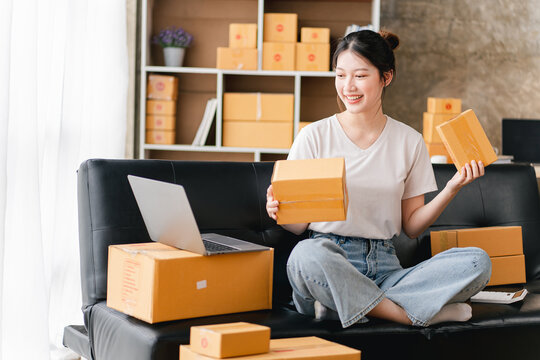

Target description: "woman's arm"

left=266, top=185, right=309, bottom=235
left=401, top=160, right=484, bottom=239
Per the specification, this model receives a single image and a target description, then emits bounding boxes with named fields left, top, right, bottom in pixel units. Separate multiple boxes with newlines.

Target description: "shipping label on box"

left=180, top=336, right=361, bottom=360
left=107, top=243, right=273, bottom=323
left=146, top=130, right=175, bottom=145
left=223, top=121, right=293, bottom=149
left=427, top=97, right=462, bottom=114
left=488, top=254, right=526, bottom=286
left=425, top=142, right=450, bottom=162
left=262, top=42, right=295, bottom=71
left=296, top=43, right=330, bottom=72
left=147, top=74, right=178, bottom=101
left=271, top=158, right=348, bottom=224
left=300, top=27, right=330, bottom=44
left=430, top=226, right=523, bottom=257
left=229, top=24, right=257, bottom=49
left=146, top=115, right=176, bottom=130
left=436, top=109, right=498, bottom=171
left=423, top=112, right=458, bottom=143
left=217, top=47, right=258, bottom=70
left=146, top=99, right=176, bottom=115
left=190, top=322, right=270, bottom=358
left=263, top=13, right=298, bottom=43
left=223, top=93, right=294, bottom=122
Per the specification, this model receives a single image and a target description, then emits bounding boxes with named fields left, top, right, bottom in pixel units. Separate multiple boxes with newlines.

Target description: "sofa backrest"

left=78, top=160, right=540, bottom=320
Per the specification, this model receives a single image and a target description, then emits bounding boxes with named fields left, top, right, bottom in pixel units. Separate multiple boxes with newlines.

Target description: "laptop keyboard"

left=202, top=239, right=238, bottom=253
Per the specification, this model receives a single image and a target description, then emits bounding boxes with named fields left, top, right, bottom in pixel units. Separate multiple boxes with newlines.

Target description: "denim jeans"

left=286, top=232, right=492, bottom=327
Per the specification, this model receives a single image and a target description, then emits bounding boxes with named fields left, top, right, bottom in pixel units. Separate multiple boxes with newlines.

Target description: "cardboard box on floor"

left=107, top=242, right=273, bottom=324
left=223, top=93, right=294, bottom=122
left=180, top=336, right=361, bottom=360
left=436, top=109, right=498, bottom=171
left=190, top=322, right=270, bottom=358
left=271, top=158, right=348, bottom=224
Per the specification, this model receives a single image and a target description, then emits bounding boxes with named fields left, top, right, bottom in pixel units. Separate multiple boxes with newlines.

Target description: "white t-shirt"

left=287, top=114, right=438, bottom=239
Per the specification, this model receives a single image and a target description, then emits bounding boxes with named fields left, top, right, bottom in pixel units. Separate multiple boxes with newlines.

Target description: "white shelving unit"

left=139, top=0, right=380, bottom=161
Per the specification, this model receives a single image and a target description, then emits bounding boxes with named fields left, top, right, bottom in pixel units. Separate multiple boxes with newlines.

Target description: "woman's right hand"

left=266, top=184, right=279, bottom=220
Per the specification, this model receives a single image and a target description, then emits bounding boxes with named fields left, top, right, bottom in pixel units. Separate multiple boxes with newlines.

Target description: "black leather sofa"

left=63, top=159, right=540, bottom=360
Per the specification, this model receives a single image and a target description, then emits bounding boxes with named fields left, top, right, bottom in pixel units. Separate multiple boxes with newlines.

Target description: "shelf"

left=143, top=144, right=289, bottom=154
left=145, top=66, right=335, bottom=78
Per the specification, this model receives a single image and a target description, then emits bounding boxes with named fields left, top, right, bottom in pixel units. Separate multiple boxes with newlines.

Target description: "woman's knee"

left=287, top=237, right=341, bottom=270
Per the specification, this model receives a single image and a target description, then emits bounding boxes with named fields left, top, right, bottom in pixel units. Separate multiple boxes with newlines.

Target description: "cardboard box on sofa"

left=295, top=43, right=330, bottom=72
left=263, top=13, right=298, bottom=43
left=436, top=109, right=498, bottom=170
left=423, top=112, right=457, bottom=143
left=107, top=242, right=273, bottom=324
left=489, top=254, right=526, bottom=286
left=147, top=74, right=178, bottom=101
left=146, top=99, right=176, bottom=115
left=145, top=130, right=175, bottom=145
left=217, top=47, right=258, bottom=70
left=262, top=42, right=295, bottom=71
left=223, top=121, right=292, bottom=149
left=223, top=93, right=294, bottom=122
left=180, top=336, right=361, bottom=360
left=430, top=226, right=523, bottom=257
left=427, top=97, right=462, bottom=114
left=146, top=115, right=175, bottom=130
left=300, top=27, right=330, bottom=44
left=190, top=322, right=270, bottom=358
left=271, top=158, right=348, bottom=225
left=229, top=24, right=257, bottom=48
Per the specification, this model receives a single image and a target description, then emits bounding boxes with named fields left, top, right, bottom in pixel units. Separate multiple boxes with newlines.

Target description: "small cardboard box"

left=425, top=142, right=450, bottom=163
left=146, top=115, right=176, bottom=130
left=146, top=99, right=176, bottom=115
left=271, top=158, right=348, bottom=225
left=423, top=112, right=458, bottom=143
left=223, top=93, right=294, bottom=122
left=217, top=47, right=258, bottom=70
left=190, top=322, right=270, bottom=358
left=436, top=109, right=498, bottom=171
left=263, top=13, right=298, bottom=43
left=229, top=24, right=257, bottom=48
left=300, top=27, right=330, bottom=44
left=296, top=43, right=330, bottom=72
left=427, top=97, right=462, bottom=114
left=147, top=74, right=178, bottom=101
left=430, top=226, right=523, bottom=257
left=107, top=243, right=273, bottom=324
left=489, top=254, right=526, bottom=286
left=180, top=336, right=361, bottom=360
left=298, top=121, right=311, bottom=132
left=223, top=121, right=293, bottom=149
left=145, top=130, right=175, bottom=145
left=262, top=42, right=295, bottom=71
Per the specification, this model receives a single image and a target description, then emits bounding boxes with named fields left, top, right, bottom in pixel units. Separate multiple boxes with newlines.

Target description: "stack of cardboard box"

left=180, top=322, right=361, bottom=359
left=431, top=226, right=526, bottom=286
left=222, top=92, right=294, bottom=148
left=422, top=97, right=462, bottom=163
left=296, top=27, right=330, bottom=72
left=146, top=74, right=177, bottom=145
left=262, top=13, right=297, bottom=71
left=217, top=24, right=258, bottom=70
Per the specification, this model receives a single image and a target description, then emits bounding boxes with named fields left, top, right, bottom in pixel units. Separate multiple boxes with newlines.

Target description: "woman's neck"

left=339, top=104, right=386, bottom=131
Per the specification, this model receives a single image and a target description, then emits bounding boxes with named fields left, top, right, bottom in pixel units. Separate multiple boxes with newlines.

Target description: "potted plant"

left=153, top=26, right=193, bottom=67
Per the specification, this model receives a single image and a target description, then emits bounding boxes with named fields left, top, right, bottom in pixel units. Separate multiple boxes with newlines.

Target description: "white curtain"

left=0, top=0, right=128, bottom=359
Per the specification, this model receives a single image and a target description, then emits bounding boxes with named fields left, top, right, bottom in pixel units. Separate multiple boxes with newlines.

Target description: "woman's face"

left=335, top=49, right=390, bottom=115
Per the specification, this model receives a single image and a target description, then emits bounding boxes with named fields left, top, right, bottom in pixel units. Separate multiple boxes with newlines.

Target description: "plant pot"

left=163, top=47, right=186, bottom=67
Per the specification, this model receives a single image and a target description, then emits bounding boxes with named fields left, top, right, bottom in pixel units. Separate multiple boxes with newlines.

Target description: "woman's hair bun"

left=379, top=30, right=400, bottom=51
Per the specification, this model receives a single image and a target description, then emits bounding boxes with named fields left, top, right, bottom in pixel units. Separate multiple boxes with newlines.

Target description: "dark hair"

left=332, top=30, right=400, bottom=83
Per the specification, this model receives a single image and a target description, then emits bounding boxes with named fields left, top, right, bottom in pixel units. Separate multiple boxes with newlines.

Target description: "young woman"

left=266, top=30, right=491, bottom=328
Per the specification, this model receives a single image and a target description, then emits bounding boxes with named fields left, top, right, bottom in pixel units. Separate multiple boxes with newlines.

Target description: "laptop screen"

left=502, top=119, right=540, bottom=163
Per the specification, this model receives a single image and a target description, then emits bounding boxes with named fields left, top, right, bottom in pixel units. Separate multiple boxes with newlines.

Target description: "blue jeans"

left=286, top=232, right=492, bottom=327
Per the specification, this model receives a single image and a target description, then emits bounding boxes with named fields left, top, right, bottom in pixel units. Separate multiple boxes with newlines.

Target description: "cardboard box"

left=425, top=142, right=450, bottom=163
left=271, top=158, right=348, bottom=225
left=107, top=243, right=273, bottom=324
left=430, top=226, right=523, bottom=257
left=489, top=254, right=526, bottom=286
left=296, top=43, right=330, bottom=72
left=146, top=115, right=176, bottom=130
left=229, top=24, right=257, bottom=48
left=298, top=122, right=311, bottom=132
left=436, top=109, right=498, bottom=171
left=223, top=93, right=294, bottom=122
left=427, top=97, right=462, bottom=114
left=147, top=74, right=178, bottom=101
left=145, top=130, right=175, bottom=145
left=300, top=27, right=330, bottom=44
left=263, top=13, right=298, bottom=43
left=423, top=112, right=457, bottom=143
left=217, top=47, right=258, bottom=70
left=190, top=322, right=270, bottom=358
left=146, top=99, right=176, bottom=115
left=180, top=336, right=361, bottom=360
left=223, top=121, right=293, bottom=149
left=262, top=42, right=295, bottom=71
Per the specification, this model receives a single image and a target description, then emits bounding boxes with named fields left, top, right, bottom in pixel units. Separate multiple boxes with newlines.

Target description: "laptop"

left=127, top=175, right=270, bottom=256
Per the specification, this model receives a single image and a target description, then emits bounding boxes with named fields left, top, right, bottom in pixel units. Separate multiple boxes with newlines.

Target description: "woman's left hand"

left=446, top=160, right=485, bottom=194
